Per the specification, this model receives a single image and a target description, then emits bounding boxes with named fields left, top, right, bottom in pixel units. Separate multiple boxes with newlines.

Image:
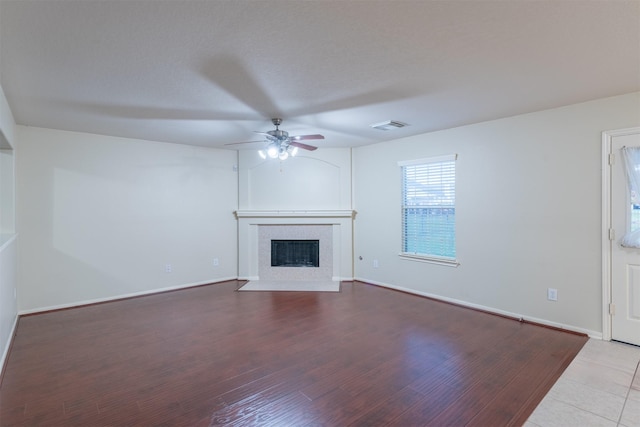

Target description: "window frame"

left=398, top=154, right=459, bottom=267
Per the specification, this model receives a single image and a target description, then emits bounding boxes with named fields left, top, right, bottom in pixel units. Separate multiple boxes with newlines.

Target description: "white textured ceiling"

left=0, top=0, right=639, bottom=149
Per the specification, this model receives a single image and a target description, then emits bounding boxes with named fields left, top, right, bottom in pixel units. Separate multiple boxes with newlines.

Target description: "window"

left=621, top=146, right=640, bottom=248
left=399, top=154, right=457, bottom=265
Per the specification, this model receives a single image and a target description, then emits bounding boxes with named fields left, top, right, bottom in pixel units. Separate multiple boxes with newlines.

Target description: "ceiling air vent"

left=370, top=120, right=408, bottom=131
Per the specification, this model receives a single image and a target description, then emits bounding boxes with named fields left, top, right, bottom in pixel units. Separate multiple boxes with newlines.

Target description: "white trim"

left=235, top=210, right=355, bottom=219
left=18, top=277, right=238, bottom=315
left=601, top=127, right=640, bottom=342
left=0, top=314, right=18, bottom=375
left=355, top=277, right=601, bottom=339
left=398, top=154, right=457, bottom=167
left=602, top=131, right=613, bottom=341
left=399, top=253, right=460, bottom=267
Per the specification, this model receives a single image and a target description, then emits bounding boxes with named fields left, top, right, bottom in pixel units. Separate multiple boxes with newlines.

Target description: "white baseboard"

left=354, top=277, right=601, bottom=339
left=18, top=277, right=238, bottom=316
left=14, top=276, right=603, bottom=337
left=1, top=314, right=18, bottom=376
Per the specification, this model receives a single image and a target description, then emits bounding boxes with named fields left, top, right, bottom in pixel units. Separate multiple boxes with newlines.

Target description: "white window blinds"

left=399, top=155, right=456, bottom=260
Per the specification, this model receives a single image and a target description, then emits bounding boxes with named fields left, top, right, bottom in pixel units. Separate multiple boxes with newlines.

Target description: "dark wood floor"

left=0, top=280, right=587, bottom=426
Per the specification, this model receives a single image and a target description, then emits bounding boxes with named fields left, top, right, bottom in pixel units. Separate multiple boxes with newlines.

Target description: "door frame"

left=602, top=126, right=640, bottom=342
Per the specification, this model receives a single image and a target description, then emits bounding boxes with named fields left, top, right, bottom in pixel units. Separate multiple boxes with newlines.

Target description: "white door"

left=610, top=129, right=640, bottom=346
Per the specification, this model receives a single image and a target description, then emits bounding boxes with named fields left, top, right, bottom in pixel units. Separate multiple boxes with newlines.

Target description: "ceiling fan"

left=226, top=118, right=324, bottom=160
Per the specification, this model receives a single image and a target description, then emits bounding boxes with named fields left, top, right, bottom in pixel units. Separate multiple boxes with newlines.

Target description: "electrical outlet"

left=547, top=288, right=558, bottom=301
left=373, top=259, right=379, bottom=268
left=165, top=264, right=172, bottom=273
left=213, top=258, right=219, bottom=267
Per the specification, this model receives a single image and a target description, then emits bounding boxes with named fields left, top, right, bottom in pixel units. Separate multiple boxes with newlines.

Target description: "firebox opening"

left=271, top=239, right=320, bottom=267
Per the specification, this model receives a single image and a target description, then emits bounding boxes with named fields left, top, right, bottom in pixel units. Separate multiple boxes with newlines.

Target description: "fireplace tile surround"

left=235, top=210, right=355, bottom=281
left=259, top=225, right=331, bottom=281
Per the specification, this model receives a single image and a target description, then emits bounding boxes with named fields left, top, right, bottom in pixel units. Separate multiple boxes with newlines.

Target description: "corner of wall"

left=0, top=82, right=18, bottom=377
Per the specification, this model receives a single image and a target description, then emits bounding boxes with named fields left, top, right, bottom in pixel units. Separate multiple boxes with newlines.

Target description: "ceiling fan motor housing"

left=268, top=129, right=289, bottom=140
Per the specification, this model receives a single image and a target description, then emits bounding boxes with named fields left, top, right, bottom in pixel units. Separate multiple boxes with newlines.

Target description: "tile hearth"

left=238, top=280, right=341, bottom=292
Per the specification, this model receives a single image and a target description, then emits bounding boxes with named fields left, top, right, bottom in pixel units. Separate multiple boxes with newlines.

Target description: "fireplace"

left=258, top=225, right=331, bottom=281
left=235, top=210, right=356, bottom=281
left=271, top=240, right=320, bottom=267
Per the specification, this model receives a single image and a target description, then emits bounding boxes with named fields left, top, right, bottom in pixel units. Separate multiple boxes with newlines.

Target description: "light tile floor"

left=525, top=338, right=640, bottom=427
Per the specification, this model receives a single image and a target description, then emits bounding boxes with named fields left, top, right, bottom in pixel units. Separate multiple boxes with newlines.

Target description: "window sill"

left=399, top=253, right=460, bottom=267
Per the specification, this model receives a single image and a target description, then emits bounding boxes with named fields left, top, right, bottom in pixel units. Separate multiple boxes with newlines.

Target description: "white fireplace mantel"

left=235, top=210, right=356, bottom=281
left=235, top=210, right=356, bottom=219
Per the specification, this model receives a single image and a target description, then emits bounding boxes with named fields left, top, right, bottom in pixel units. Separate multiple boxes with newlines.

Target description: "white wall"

left=238, top=148, right=352, bottom=210
left=0, top=84, right=15, bottom=236
left=353, top=92, right=640, bottom=336
left=0, top=235, right=16, bottom=353
left=0, top=83, right=17, bottom=373
left=16, top=126, right=238, bottom=312
left=0, top=84, right=15, bottom=146
left=8, top=92, right=640, bottom=341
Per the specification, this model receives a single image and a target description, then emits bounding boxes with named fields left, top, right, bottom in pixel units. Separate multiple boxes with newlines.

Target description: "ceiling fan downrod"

left=268, top=118, right=288, bottom=140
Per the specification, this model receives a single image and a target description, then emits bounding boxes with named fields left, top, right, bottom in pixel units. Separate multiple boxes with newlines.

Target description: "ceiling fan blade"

left=290, top=141, right=318, bottom=151
left=254, top=131, right=278, bottom=140
left=224, top=140, right=267, bottom=146
left=291, top=134, right=325, bottom=141
left=201, top=55, right=281, bottom=118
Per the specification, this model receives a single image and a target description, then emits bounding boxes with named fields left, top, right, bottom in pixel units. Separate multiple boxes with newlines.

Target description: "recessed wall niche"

left=0, top=130, right=15, bottom=245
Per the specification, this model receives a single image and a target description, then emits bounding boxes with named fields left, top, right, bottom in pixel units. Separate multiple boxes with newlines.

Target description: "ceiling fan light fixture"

left=266, top=143, right=279, bottom=159
left=370, top=120, right=408, bottom=131
left=244, top=119, right=323, bottom=161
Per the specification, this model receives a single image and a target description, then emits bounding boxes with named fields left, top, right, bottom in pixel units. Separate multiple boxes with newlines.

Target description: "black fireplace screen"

left=271, top=240, right=320, bottom=267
